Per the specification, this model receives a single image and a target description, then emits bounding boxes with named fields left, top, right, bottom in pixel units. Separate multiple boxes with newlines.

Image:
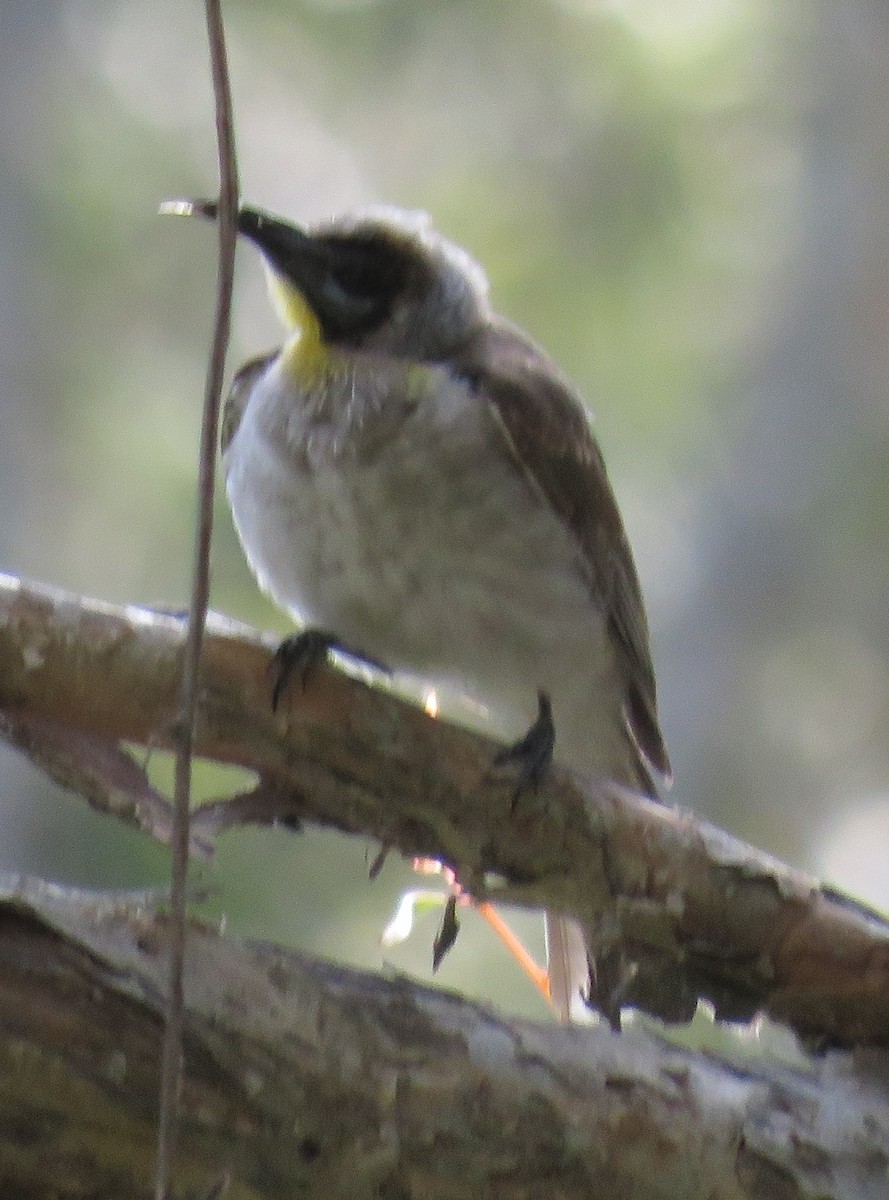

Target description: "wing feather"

left=453, top=321, right=671, bottom=783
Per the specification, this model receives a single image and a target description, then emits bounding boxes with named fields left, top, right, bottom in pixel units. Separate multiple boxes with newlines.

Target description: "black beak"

left=162, top=199, right=394, bottom=340
left=175, top=199, right=323, bottom=277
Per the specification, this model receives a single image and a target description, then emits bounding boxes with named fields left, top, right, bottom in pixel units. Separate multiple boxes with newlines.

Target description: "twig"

left=153, top=3, right=239, bottom=1197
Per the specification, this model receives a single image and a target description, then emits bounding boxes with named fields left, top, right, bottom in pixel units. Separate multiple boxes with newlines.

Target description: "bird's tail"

left=544, top=912, right=591, bottom=1021
left=546, top=738, right=661, bottom=1021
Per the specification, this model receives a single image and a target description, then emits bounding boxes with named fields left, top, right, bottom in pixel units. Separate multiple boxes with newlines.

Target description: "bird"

left=168, top=199, right=671, bottom=1020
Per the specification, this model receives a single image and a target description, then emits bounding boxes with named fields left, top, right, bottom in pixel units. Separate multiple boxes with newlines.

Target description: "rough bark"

left=1, top=872, right=888, bottom=1200
left=2, top=572, right=889, bottom=1051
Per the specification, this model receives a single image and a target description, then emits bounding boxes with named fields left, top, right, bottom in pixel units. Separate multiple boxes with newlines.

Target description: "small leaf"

left=432, top=895, right=461, bottom=972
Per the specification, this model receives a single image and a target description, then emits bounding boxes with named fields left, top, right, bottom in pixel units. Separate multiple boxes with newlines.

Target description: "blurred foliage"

left=0, top=0, right=887, bottom=1020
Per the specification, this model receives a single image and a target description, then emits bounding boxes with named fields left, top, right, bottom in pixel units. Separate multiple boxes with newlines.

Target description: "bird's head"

left=165, top=200, right=490, bottom=362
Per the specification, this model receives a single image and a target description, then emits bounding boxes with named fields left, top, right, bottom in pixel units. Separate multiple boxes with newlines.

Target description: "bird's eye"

left=321, top=234, right=410, bottom=300
left=311, top=231, right=415, bottom=338
left=328, top=261, right=378, bottom=301
left=303, top=252, right=390, bottom=338
left=322, top=271, right=367, bottom=306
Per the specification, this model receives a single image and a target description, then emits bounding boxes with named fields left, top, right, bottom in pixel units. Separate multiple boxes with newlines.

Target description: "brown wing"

left=453, top=321, right=671, bottom=783
left=221, top=351, right=277, bottom=455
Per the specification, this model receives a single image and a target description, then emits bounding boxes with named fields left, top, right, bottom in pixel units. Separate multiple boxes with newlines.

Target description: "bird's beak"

left=160, top=199, right=384, bottom=338
left=160, top=198, right=331, bottom=334
left=160, top=198, right=323, bottom=282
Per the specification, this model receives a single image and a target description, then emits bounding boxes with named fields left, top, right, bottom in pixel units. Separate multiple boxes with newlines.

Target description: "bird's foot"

left=270, top=629, right=389, bottom=711
left=493, top=690, right=555, bottom=810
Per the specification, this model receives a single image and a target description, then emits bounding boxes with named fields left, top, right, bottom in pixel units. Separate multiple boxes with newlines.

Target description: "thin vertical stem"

left=153, top=2, right=239, bottom=1196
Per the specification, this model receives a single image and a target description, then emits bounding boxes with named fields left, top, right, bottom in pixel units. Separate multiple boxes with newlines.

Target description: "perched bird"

left=171, top=200, right=670, bottom=1019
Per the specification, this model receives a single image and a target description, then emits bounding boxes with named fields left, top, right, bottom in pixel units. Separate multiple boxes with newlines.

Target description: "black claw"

left=269, top=629, right=391, bottom=711
left=494, top=690, right=555, bottom=810
left=270, top=630, right=336, bottom=710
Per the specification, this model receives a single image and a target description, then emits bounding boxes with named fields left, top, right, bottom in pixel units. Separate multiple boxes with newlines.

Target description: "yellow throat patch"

left=265, top=265, right=327, bottom=383
left=262, top=261, right=437, bottom=408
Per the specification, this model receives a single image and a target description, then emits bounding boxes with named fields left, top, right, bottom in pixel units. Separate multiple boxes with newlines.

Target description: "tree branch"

left=1, top=871, right=887, bottom=1199
left=2, top=572, right=888, bottom=1052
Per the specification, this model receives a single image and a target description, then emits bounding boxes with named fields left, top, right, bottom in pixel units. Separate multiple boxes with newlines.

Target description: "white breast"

left=224, top=351, right=634, bottom=781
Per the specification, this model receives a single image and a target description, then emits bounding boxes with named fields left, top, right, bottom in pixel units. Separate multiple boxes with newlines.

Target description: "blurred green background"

left=1, top=0, right=887, bottom=1021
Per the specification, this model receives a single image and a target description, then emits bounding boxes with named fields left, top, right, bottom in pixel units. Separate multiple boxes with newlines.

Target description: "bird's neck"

left=264, top=267, right=329, bottom=384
